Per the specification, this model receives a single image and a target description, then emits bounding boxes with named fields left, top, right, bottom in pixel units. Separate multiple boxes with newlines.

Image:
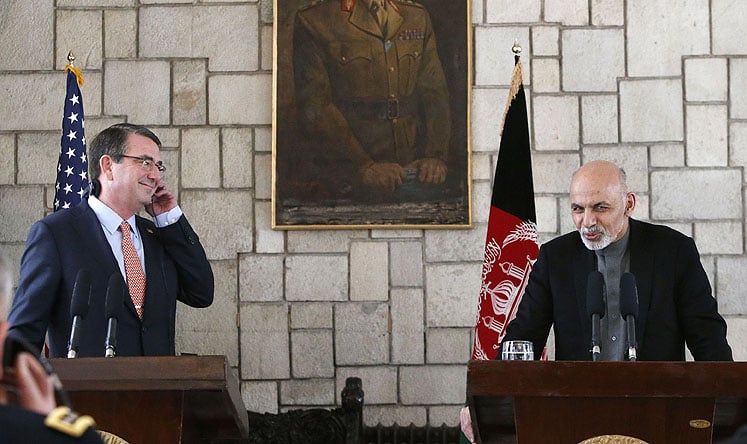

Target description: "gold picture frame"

left=272, top=0, right=472, bottom=229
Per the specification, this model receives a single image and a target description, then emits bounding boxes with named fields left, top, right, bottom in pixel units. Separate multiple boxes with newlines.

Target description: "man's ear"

left=625, top=192, right=637, bottom=215
left=100, top=155, right=114, bottom=180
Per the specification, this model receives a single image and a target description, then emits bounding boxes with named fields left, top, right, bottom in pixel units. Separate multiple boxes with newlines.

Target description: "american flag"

left=54, top=67, right=88, bottom=211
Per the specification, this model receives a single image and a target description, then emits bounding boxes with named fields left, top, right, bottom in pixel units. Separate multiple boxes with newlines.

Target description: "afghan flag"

left=471, top=56, right=538, bottom=361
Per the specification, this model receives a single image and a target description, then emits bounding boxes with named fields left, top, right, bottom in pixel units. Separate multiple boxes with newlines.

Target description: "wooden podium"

left=467, top=360, right=747, bottom=444
left=51, top=355, right=249, bottom=444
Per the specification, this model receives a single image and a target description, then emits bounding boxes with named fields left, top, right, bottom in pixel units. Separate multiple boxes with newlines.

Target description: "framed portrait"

left=272, top=0, right=472, bottom=229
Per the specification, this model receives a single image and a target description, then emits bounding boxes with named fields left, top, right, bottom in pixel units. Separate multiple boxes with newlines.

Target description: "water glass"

left=501, top=340, right=534, bottom=360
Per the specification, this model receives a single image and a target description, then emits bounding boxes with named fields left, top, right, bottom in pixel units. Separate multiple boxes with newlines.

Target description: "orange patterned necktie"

left=120, top=221, right=146, bottom=319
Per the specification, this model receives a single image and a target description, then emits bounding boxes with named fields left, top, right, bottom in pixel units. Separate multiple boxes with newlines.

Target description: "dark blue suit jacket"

left=502, top=219, right=732, bottom=361
left=8, top=200, right=214, bottom=358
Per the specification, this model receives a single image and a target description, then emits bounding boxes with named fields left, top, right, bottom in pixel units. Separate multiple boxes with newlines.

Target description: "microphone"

left=104, top=273, right=125, bottom=358
left=67, top=269, right=92, bottom=358
left=620, top=272, right=639, bottom=361
left=586, top=271, right=605, bottom=361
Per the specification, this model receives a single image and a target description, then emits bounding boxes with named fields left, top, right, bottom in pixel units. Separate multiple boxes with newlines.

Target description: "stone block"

left=287, top=230, right=366, bottom=253
left=532, top=153, right=579, bottom=194
left=558, top=195, right=576, bottom=236
left=685, top=58, right=728, bottom=102
left=335, top=367, right=397, bottom=404
left=290, top=303, right=333, bottom=329
left=240, top=303, right=290, bottom=379
left=254, top=153, right=271, bottom=200
left=362, top=406, right=427, bottom=427
left=472, top=152, right=492, bottom=181
left=531, top=58, right=560, bottom=93
left=222, top=127, right=253, bottom=188
left=650, top=144, right=685, bottom=167
left=260, top=0, right=273, bottom=23
left=104, top=60, right=171, bottom=125
left=17, top=132, right=58, bottom=185
left=180, top=190, right=253, bottom=260
left=335, top=303, right=389, bottom=365
left=280, top=379, right=334, bottom=406
left=255, top=126, right=272, bottom=152
left=424, top=227, right=484, bottom=262
left=209, top=74, right=272, bottom=125
left=390, top=241, right=423, bottom=287
left=562, top=29, right=624, bottom=92
left=726, top=318, right=747, bottom=360
left=254, top=201, right=285, bottom=253
left=582, top=145, right=649, bottom=193
left=429, top=405, right=462, bottom=427
left=485, top=0, right=540, bottom=23
left=650, top=169, right=741, bottom=220
left=0, top=187, right=45, bottom=242
left=730, top=122, right=747, bottom=169
left=472, top=181, right=491, bottom=223
left=350, top=241, right=388, bottom=301
left=0, top=135, right=14, bottom=185
left=694, top=221, right=743, bottom=255
left=426, top=328, right=471, bottom=364
left=104, top=9, right=137, bottom=58
left=176, top=260, right=238, bottom=366
left=535, top=197, right=558, bottom=234
left=591, top=0, right=624, bottom=26
left=291, top=330, right=334, bottom=378
left=686, top=105, right=728, bottom=166
left=425, top=264, right=480, bottom=327
left=582, top=95, right=618, bottom=144
left=471, top=88, right=505, bottom=153
left=371, top=230, right=423, bottom=239
left=712, top=0, right=747, bottom=55
left=533, top=95, right=579, bottom=151
left=0, top=1, right=53, bottom=70
left=239, top=254, right=283, bottom=302
left=57, top=0, right=133, bottom=5
left=391, top=288, right=425, bottom=364
left=474, top=27, right=530, bottom=86
left=286, top=255, right=347, bottom=301
left=140, top=5, right=258, bottom=71
left=399, top=365, right=467, bottom=404
left=716, top=257, right=747, bottom=315
left=261, top=25, right=273, bottom=71
left=56, top=9, right=102, bottom=70
left=241, top=381, right=278, bottom=414
left=627, top=0, right=709, bottom=76
left=173, top=60, right=207, bottom=125
left=545, top=0, right=588, bottom=25
left=620, top=79, right=683, bottom=143
left=731, top=59, right=747, bottom=119
left=181, top=128, right=220, bottom=188
left=0, top=74, right=60, bottom=130
left=531, top=26, right=559, bottom=56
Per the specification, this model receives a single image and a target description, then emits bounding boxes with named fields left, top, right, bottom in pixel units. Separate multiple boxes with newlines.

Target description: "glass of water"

left=501, top=340, right=534, bottom=360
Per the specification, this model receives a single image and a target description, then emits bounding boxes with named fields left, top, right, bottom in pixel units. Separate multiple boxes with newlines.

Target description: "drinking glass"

left=501, top=340, right=534, bottom=360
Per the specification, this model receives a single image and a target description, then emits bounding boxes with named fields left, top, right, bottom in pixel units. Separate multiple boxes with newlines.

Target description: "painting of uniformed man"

left=274, top=0, right=469, bottom=227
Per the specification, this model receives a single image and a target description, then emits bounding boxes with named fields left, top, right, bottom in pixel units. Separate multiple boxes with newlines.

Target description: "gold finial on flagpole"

left=67, top=51, right=75, bottom=67
left=64, top=51, right=84, bottom=86
left=512, top=39, right=521, bottom=56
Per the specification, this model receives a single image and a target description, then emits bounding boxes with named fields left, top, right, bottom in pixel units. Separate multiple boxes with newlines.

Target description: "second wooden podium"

left=51, top=355, right=248, bottom=444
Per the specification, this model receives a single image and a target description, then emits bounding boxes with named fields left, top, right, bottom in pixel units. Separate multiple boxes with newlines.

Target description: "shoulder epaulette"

left=44, top=406, right=96, bottom=438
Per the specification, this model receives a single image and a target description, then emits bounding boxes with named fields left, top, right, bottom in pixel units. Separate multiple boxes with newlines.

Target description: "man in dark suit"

left=8, top=123, right=214, bottom=358
left=501, top=160, right=732, bottom=361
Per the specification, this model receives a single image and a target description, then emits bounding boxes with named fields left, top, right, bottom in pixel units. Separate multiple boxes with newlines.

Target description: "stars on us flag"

left=54, top=70, right=88, bottom=211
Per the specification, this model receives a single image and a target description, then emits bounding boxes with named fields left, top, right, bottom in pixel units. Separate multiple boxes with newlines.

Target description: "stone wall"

left=0, top=0, right=746, bottom=427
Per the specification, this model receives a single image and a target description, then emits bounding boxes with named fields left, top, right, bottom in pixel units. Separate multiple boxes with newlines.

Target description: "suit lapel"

left=71, top=202, right=120, bottom=277
left=348, top=0, right=382, bottom=38
left=627, top=219, right=652, bottom=350
left=137, top=217, right=162, bottom=322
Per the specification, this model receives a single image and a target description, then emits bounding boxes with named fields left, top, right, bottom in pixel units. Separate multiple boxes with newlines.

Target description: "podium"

left=467, top=360, right=747, bottom=444
left=51, top=355, right=249, bottom=444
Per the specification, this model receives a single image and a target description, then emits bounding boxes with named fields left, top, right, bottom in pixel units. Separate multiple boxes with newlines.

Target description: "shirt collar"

left=88, top=195, right=138, bottom=237
left=597, top=223, right=631, bottom=259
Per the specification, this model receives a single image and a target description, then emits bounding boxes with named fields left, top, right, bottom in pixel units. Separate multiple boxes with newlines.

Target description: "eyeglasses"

left=115, top=154, right=166, bottom=173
